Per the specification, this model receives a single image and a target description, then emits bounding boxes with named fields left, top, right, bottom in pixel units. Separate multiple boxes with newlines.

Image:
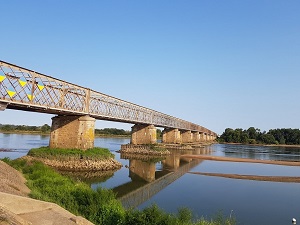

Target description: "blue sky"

left=1, top=0, right=299, bottom=134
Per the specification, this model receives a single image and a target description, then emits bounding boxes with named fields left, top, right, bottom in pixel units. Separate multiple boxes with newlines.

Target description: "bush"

left=248, top=139, right=256, bottom=144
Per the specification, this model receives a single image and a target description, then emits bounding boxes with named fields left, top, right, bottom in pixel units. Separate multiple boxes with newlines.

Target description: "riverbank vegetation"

left=1, top=158, right=235, bottom=225
left=95, top=128, right=130, bottom=136
left=0, top=123, right=132, bottom=136
left=218, top=127, right=300, bottom=145
left=28, top=147, right=114, bottom=160
left=0, top=123, right=164, bottom=138
left=26, top=147, right=122, bottom=171
left=0, top=123, right=51, bottom=133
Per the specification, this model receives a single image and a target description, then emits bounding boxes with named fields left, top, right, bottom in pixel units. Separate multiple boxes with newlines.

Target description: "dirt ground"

left=188, top=171, right=300, bottom=183
left=0, top=161, right=30, bottom=197
left=182, top=154, right=300, bottom=183
left=181, top=154, right=300, bottom=166
left=0, top=161, right=30, bottom=224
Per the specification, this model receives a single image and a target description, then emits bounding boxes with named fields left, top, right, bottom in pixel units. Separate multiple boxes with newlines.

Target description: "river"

left=1, top=133, right=300, bottom=225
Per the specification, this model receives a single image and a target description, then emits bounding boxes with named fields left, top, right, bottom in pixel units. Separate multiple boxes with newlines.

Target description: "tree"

left=156, top=129, right=162, bottom=138
left=259, top=133, right=277, bottom=144
left=41, top=124, right=51, bottom=133
left=247, top=127, right=259, bottom=140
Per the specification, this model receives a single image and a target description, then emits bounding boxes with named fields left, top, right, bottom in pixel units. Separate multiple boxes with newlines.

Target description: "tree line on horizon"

left=218, top=127, right=300, bottom=145
left=0, top=123, right=163, bottom=137
left=0, top=123, right=51, bottom=133
left=0, top=123, right=131, bottom=135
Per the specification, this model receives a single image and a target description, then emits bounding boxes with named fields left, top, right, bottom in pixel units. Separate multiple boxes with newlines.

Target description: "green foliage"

left=28, top=147, right=114, bottom=160
left=41, top=124, right=51, bottom=133
left=259, top=133, right=277, bottom=145
left=178, top=207, right=193, bottom=223
left=157, top=129, right=162, bottom=138
left=219, top=127, right=300, bottom=145
left=123, top=206, right=235, bottom=225
left=0, top=123, right=51, bottom=133
left=5, top=158, right=124, bottom=225
left=2, top=158, right=236, bottom=225
left=95, top=128, right=130, bottom=136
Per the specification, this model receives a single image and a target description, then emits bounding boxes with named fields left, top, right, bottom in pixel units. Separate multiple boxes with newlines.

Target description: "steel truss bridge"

left=0, top=60, right=216, bottom=136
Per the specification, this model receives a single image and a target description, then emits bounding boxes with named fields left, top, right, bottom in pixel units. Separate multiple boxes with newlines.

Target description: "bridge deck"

left=0, top=60, right=215, bottom=135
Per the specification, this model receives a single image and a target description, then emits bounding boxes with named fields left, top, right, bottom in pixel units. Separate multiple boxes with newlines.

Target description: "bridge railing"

left=0, top=60, right=215, bottom=135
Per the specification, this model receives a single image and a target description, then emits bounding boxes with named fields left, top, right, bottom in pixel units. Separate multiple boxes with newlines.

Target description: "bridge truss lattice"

left=0, top=60, right=215, bottom=135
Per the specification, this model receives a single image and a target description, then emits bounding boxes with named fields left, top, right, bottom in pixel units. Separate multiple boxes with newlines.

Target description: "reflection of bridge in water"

left=115, top=148, right=212, bottom=208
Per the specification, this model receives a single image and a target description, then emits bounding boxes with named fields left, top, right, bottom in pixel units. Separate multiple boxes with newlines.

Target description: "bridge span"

left=0, top=60, right=217, bottom=149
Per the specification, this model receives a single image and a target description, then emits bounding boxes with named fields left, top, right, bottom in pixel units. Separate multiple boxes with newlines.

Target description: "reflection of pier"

left=116, top=151, right=203, bottom=208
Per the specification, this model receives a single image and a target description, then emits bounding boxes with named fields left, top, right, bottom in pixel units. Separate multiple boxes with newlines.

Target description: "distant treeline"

left=95, top=128, right=130, bottom=136
left=95, top=128, right=163, bottom=137
left=0, top=124, right=131, bottom=136
left=218, top=127, right=300, bottom=145
left=0, top=123, right=51, bottom=133
left=0, top=123, right=164, bottom=137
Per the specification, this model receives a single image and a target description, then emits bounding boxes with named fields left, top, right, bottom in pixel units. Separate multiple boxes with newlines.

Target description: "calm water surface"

left=1, top=133, right=300, bottom=225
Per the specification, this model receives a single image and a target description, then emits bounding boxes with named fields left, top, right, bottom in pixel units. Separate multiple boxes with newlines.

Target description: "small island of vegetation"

left=25, top=146, right=122, bottom=171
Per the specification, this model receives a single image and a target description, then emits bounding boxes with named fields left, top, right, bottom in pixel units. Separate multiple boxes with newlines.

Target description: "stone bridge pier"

left=49, top=115, right=96, bottom=150
left=130, top=124, right=157, bottom=145
left=162, top=128, right=181, bottom=144
left=181, top=130, right=193, bottom=143
left=192, top=131, right=201, bottom=142
left=49, top=116, right=216, bottom=149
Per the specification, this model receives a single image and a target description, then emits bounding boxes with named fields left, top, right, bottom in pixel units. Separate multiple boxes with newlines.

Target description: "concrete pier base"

left=162, top=128, right=181, bottom=144
left=49, top=115, right=95, bottom=150
left=131, top=124, right=157, bottom=145
left=192, top=131, right=200, bottom=142
left=208, top=134, right=212, bottom=141
left=202, top=133, right=207, bottom=142
left=181, top=130, right=193, bottom=143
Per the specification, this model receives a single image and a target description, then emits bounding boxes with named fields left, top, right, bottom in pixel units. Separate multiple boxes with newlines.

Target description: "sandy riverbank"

left=188, top=171, right=300, bottom=183
left=181, top=154, right=300, bottom=166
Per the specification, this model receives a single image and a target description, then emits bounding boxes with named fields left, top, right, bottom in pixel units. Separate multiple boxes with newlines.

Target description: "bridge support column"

left=192, top=131, right=200, bottom=142
left=181, top=130, right=193, bottom=143
left=202, top=133, right=207, bottom=142
left=162, top=128, right=181, bottom=144
left=131, top=124, right=156, bottom=145
left=49, top=115, right=95, bottom=150
left=199, top=132, right=204, bottom=142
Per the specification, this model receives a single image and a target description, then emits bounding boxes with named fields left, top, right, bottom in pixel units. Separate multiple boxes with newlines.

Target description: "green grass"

left=2, top=158, right=236, bottom=225
left=27, top=147, right=114, bottom=160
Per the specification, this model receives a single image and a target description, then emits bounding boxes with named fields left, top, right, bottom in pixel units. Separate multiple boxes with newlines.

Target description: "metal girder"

left=0, top=60, right=217, bottom=136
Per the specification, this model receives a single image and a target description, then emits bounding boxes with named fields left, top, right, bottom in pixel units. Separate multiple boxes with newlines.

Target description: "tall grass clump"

left=28, top=146, right=114, bottom=160
left=2, top=158, right=236, bottom=225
